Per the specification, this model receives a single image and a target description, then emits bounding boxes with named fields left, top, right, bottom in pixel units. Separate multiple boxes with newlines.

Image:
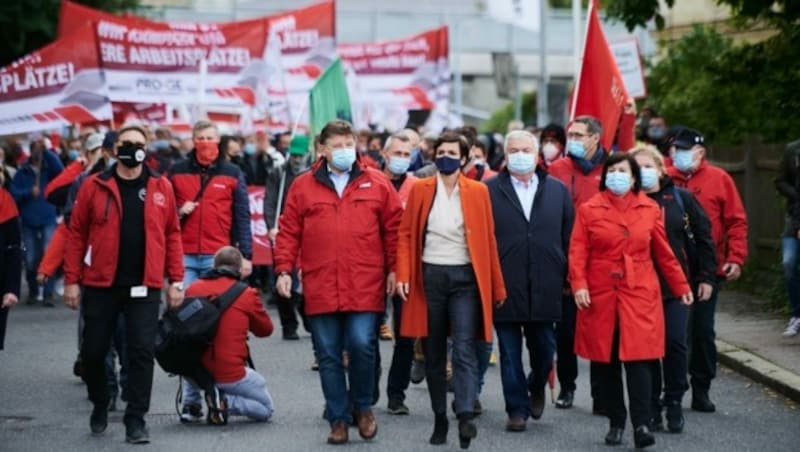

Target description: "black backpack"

left=154, top=280, right=248, bottom=376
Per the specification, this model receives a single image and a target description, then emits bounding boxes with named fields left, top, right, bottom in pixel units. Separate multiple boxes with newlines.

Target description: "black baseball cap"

left=672, top=128, right=705, bottom=149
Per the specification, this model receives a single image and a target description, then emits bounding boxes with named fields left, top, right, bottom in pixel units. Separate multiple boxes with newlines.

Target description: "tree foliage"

left=645, top=25, right=800, bottom=145
left=602, top=0, right=799, bottom=31
left=480, top=92, right=537, bottom=133
left=0, top=0, right=140, bottom=67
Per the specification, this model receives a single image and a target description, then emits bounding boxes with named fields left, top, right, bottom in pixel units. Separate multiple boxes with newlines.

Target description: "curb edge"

left=716, top=339, right=800, bottom=403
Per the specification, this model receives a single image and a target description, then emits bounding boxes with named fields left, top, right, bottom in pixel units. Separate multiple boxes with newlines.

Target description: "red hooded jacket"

left=668, top=160, right=748, bottom=276
left=274, top=159, right=403, bottom=316
left=64, top=166, right=184, bottom=288
left=189, top=275, right=274, bottom=383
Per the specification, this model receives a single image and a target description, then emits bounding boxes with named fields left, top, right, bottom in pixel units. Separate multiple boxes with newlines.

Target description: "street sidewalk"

left=716, top=290, right=800, bottom=402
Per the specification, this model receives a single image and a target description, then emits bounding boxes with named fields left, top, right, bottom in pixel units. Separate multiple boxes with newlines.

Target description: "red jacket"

left=64, top=166, right=184, bottom=288
left=168, top=154, right=252, bottom=258
left=668, top=160, right=748, bottom=276
left=548, top=152, right=606, bottom=207
left=274, top=159, right=403, bottom=316
left=569, top=191, right=690, bottom=362
left=44, top=159, right=85, bottom=207
left=190, top=275, right=274, bottom=383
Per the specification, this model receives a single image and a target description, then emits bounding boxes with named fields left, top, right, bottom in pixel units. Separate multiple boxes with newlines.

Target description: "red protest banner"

left=0, top=23, right=112, bottom=135
left=248, top=186, right=273, bottom=266
left=570, top=0, right=629, bottom=150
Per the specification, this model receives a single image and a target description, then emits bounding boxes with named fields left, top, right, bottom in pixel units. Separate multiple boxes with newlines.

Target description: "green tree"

left=645, top=25, right=800, bottom=145
left=480, top=92, right=537, bottom=133
left=602, top=0, right=799, bottom=31
left=0, top=0, right=140, bottom=67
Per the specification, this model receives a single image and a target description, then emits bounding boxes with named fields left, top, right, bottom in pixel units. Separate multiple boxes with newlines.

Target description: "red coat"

left=395, top=173, right=418, bottom=209
left=38, top=222, right=67, bottom=278
left=190, top=276, right=274, bottom=383
left=64, top=167, right=184, bottom=288
left=548, top=153, right=606, bottom=208
left=569, top=191, right=690, bottom=362
left=668, top=161, right=748, bottom=276
left=44, top=159, right=85, bottom=206
left=274, top=159, right=403, bottom=316
left=397, top=175, right=507, bottom=342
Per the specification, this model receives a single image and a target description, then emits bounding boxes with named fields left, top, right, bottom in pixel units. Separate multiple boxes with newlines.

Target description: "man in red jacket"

left=63, top=125, right=185, bottom=444
left=547, top=115, right=608, bottom=413
left=274, top=120, right=403, bottom=445
left=667, top=128, right=748, bottom=413
left=187, top=246, right=275, bottom=422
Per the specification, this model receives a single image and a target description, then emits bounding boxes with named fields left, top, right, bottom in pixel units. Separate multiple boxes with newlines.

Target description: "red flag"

left=570, top=0, right=628, bottom=150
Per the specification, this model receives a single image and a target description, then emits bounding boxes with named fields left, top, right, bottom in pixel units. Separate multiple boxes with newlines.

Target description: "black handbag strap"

left=192, top=173, right=211, bottom=204
left=214, top=281, right=249, bottom=314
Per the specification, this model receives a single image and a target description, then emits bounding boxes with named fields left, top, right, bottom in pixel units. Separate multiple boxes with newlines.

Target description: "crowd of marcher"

left=3, top=102, right=782, bottom=449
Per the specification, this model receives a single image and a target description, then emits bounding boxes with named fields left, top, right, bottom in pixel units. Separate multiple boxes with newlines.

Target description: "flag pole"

left=536, top=0, right=550, bottom=126
left=569, top=0, right=593, bottom=120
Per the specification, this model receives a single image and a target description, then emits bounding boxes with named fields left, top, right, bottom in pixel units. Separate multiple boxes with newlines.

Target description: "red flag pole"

left=569, top=0, right=594, bottom=120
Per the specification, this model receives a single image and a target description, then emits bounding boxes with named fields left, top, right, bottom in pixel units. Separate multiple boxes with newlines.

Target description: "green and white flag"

left=309, top=58, right=353, bottom=139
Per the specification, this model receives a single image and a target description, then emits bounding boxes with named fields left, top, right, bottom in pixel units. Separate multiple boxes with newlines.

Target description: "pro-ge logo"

left=153, top=192, right=166, bottom=207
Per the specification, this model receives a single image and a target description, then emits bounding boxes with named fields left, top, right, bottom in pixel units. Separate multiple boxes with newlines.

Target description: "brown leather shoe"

left=506, top=416, right=527, bottom=432
left=327, top=421, right=349, bottom=445
left=356, top=410, right=378, bottom=440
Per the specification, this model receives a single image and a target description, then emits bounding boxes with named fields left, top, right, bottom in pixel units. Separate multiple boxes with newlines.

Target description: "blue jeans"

left=422, top=263, right=480, bottom=418
left=308, top=311, right=379, bottom=425
left=495, top=322, right=556, bottom=418
left=22, top=223, right=56, bottom=298
left=782, top=236, right=800, bottom=317
left=181, top=253, right=216, bottom=405
left=183, top=254, right=215, bottom=285
left=474, top=340, right=493, bottom=397
left=217, top=368, right=274, bottom=422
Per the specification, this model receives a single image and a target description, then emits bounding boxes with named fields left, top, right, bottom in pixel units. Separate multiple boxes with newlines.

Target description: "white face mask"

left=542, top=143, right=561, bottom=161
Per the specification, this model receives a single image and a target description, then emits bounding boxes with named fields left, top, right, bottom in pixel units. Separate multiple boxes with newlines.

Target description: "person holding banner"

left=274, top=120, right=402, bottom=445
left=264, top=135, right=311, bottom=341
left=168, top=120, right=253, bottom=423
left=547, top=115, right=608, bottom=413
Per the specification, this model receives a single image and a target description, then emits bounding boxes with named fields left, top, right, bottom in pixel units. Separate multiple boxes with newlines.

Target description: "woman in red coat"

left=568, top=152, right=693, bottom=449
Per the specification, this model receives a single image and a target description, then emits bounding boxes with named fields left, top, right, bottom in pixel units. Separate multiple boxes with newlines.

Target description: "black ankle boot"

left=665, top=401, right=685, bottom=433
left=634, top=425, right=655, bottom=449
left=458, top=414, right=477, bottom=450
left=605, top=427, right=624, bottom=445
left=429, top=413, right=448, bottom=445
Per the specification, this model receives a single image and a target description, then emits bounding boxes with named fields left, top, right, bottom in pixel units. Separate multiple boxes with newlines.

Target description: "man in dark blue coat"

left=486, top=130, right=574, bottom=432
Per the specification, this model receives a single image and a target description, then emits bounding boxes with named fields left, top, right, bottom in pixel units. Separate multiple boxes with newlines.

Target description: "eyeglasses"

left=567, top=132, right=592, bottom=140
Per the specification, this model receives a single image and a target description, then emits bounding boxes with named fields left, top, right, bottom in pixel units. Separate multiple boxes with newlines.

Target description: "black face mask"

left=117, top=142, right=146, bottom=168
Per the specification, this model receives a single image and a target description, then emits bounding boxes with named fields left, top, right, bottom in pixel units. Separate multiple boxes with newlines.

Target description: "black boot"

left=665, top=401, right=685, bottom=433
left=691, top=387, right=716, bottom=412
left=429, top=413, right=448, bottom=445
left=605, top=427, right=624, bottom=445
left=634, top=426, right=655, bottom=449
left=89, top=405, right=108, bottom=435
left=457, top=414, right=477, bottom=450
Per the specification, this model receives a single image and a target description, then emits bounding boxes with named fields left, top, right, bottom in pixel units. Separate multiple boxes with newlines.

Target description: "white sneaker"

left=782, top=317, right=800, bottom=337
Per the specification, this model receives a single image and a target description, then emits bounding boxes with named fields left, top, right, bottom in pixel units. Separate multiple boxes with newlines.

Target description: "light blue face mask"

left=243, top=143, right=257, bottom=156
left=567, top=140, right=586, bottom=159
left=640, top=167, right=659, bottom=190
left=67, top=149, right=80, bottom=161
left=331, top=148, right=356, bottom=171
left=672, top=149, right=696, bottom=173
left=507, top=152, right=536, bottom=174
left=387, top=156, right=411, bottom=175
left=605, top=171, right=632, bottom=196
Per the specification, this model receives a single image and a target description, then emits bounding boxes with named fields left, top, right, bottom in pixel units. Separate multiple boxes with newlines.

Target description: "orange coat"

left=397, top=175, right=506, bottom=342
left=569, top=191, right=690, bottom=363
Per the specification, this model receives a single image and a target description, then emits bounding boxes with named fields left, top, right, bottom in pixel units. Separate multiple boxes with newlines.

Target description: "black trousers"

left=387, top=294, right=414, bottom=402
left=594, top=326, right=655, bottom=429
left=557, top=295, right=601, bottom=398
left=81, top=286, right=160, bottom=423
left=689, top=281, right=719, bottom=392
left=651, top=298, right=690, bottom=409
left=276, top=292, right=308, bottom=334
left=421, top=264, right=480, bottom=418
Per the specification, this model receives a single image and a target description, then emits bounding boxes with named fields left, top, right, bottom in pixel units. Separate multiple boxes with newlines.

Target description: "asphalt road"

left=1, top=301, right=799, bottom=452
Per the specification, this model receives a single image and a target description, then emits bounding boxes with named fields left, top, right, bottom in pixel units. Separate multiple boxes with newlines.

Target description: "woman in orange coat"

left=569, top=152, right=693, bottom=449
left=397, top=131, right=506, bottom=449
